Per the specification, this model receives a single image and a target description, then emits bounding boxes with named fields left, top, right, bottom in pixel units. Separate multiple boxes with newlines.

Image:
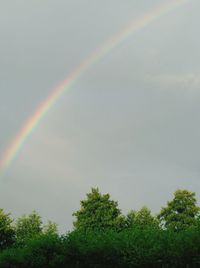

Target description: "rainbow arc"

left=0, top=0, right=189, bottom=175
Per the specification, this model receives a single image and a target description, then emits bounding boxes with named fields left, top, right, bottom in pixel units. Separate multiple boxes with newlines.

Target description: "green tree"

left=0, top=234, right=63, bottom=268
left=15, top=211, right=42, bottom=243
left=126, top=207, right=158, bottom=228
left=0, top=209, right=15, bottom=250
left=158, top=189, right=200, bottom=231
left=73, top=188, right=125, bottom=231
left=43, top=220, right=58, bottom=235
left=135, top=207, right=158, bottom=227
left=126, top=210, right=136, bottom=228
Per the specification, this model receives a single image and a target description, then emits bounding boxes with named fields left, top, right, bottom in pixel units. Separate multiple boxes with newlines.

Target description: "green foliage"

left=0, top=234, right=64, bottom=268
left=1, top=227, right=199, bottom=268
left=1, top=188, right=200, bottom=267
left=126, top=207, right=158, bottom=229
left=63, top=230, right=123, bottom=267
left=15, top=212, right=58, bottom=245
left=43, top=221, right=58, bottom=235
left=15, top=211, right=43, bottom=244
left=0, top=209, right=15, bottom=250
left=135, top=207, right=158, bottom=227
left=73, top=188, right=125, bottom=231
left=158, top=189, right=200, bottom=231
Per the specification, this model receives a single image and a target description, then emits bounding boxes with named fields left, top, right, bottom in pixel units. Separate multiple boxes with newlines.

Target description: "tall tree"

left=158, top=189, right=200, bottom=231
left=43, top=221, right=58, bottom=235
left=126, top=207, right=158, bottom=228
left=15, top=211, right=43, bottom=243
left=73, top=188, right=125, bottom=231
left=0, top=209, right=15, bottom=250
left=126, top=210, right=136, bottom=228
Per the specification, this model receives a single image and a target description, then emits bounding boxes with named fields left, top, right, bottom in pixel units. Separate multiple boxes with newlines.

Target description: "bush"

left=0, top=234, right=63, bottom=268
left=1, top=228, right=200, bottom=267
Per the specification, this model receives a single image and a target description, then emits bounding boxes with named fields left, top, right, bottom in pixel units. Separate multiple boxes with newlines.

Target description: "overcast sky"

left=0, top=0, right=199, bottom=232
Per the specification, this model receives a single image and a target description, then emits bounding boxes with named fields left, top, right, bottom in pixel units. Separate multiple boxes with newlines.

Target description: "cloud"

left=148, top=73, right=200, bottom=91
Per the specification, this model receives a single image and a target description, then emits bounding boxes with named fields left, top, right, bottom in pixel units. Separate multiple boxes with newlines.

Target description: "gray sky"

left=0, top=0, right=200, bottom=232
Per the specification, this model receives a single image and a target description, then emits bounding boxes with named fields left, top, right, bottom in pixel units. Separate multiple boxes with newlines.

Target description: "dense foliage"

left=158, top=189, right=200, bottom=231
left=73, top=187, right=125, bottom=231
left=0, top=188, right=200, bottom=267
left=0, top=209, right=15, bottom=250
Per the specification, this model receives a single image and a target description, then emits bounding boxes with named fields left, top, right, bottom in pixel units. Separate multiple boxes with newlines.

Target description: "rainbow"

left=0, top=0, right=189, bottom=175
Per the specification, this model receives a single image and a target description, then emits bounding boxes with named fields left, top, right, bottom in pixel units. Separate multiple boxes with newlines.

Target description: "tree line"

left=0, top=188, right=200, bottom=267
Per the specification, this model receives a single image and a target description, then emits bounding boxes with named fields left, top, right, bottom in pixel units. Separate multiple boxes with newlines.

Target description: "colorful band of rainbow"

left=0, top=0, right=188, bottom=175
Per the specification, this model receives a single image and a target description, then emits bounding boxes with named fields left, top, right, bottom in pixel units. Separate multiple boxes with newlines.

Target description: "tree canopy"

left=73, top=187, right=125, bottom=231
left=126, top=207, right=158, bottom=228
left=0, top=188, right=200, bottom=267
left=0, top=209, right=15, bottom=250
left=15, top=211, right=43, bottom=243
left=158, top=189, right=200, bottom=231
left=15, top=211, right=58, bottom=244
